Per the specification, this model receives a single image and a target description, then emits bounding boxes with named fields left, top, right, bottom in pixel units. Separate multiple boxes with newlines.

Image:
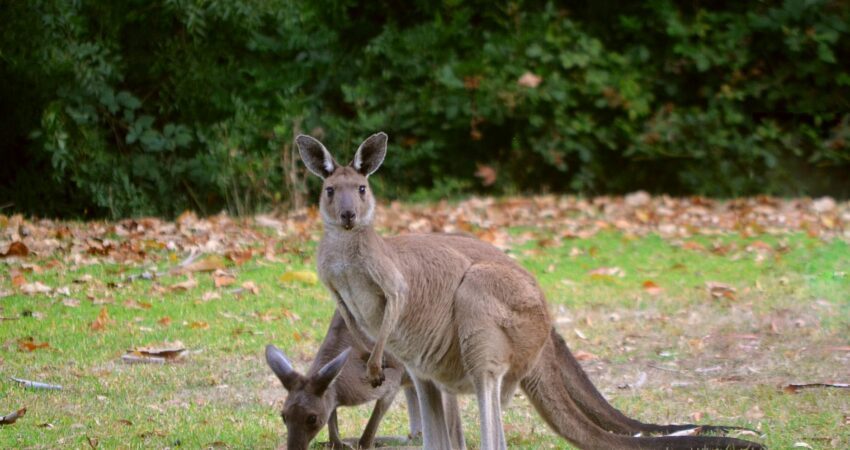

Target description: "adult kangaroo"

left=265, top=310, right=465, bottom=449
left=296, top=132, right=764, bottom=450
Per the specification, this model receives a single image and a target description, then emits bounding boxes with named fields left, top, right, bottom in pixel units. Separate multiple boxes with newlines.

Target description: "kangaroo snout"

left=341, top=211, right=356, bottom=228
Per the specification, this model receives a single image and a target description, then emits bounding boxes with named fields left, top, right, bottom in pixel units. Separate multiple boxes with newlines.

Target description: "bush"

left=1, top=0, right=848, bottom=218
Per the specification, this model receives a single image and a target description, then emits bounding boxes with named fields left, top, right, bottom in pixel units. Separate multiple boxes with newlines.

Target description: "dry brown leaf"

left=681, top=241, right=706, bottom=252
left=169, top=277, right=198, bottom=292
left=642, top=280, right=663, bottom=296
left=181, top=255, right=226, bottom=273
left=706, top=281, right=737, bottom=300
left=225, top=250, right=253, bottom=266
left=18, top=338, right=50, bottom=352
left=589, top=267, right=625, bottom=278
left=783, top=382, right=850, bottom=394
left=11, top=272, right=26, bottom=287
left=20, top=281, right=52, bottom=295
left=187, top=321, right=209, bottom=330
left=0, top=408, right=26, bottom=425
left=241, top=281, right=260, bottom=294
left=123, top=299, right=152, bottom=310
left=158, top=316, right=172, bottom=327
left=90, top=307, right=112, bottom=332
left=1, top=242, right=29, bottom=258
left=213, top=269, right=237, bottom=288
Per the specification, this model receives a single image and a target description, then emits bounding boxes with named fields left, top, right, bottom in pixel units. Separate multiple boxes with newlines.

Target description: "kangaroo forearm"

left=368, top=292, right=401, bottom=364
left=332, top=293, right=372, bottom=352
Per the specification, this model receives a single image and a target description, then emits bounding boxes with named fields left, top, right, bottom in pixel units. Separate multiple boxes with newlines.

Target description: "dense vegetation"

left=2, top=0, right=849, bottom=218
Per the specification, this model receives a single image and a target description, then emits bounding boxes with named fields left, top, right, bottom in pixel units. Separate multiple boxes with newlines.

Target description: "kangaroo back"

left=520, top=333, right=764, bottom=450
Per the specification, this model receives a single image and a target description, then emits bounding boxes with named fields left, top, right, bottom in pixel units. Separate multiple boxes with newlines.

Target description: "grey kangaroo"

left=265, top=310, right=465, bottom=449
left=296, top=132, right=764, bottom=450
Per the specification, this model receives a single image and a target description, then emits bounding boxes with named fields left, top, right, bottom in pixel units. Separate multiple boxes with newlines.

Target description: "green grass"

left=1, top=228, right=849, bottom=449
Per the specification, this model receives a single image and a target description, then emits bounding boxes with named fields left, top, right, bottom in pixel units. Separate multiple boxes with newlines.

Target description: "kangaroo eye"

left=306, top=414, right=318, bottom=426
left=358, top=185, right=366, bottom=194
left=325, top=187, right=335, bottom=196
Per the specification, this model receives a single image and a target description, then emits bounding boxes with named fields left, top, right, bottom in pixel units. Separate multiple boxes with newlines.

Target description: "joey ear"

left=296, top=135, right=338, bottom=178
left=310, top=347, right=351, bottom=395
left=265, top=344, right=301, bottom=391
left=351, top=132, right=387, bottom=177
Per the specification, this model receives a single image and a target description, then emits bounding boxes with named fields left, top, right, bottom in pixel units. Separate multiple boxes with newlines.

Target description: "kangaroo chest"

left=319, top=254, right=386, bottom=336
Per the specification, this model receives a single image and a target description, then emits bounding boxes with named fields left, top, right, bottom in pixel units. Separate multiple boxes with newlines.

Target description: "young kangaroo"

left=297, top=132, right=764, bottom=450
left=266, top=310, right=466, bottom=449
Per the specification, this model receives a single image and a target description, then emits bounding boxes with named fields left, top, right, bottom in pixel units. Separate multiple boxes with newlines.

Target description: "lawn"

left=1, top=196, right=849, bottom=449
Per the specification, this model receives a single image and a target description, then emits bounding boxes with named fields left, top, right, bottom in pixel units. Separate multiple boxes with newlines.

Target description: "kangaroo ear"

left=351, top=132, right=387, bottom=177
left=265, top=344, right=301, bottom=391
left=310, top=347, right=351, bottom=395
left=296, top=135, right=338, bottom=178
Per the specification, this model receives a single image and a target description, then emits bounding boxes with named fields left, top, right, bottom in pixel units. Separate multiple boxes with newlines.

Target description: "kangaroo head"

left=265, top=344, right=352, bottom=450
left=295, top=132, right=387, bottom=231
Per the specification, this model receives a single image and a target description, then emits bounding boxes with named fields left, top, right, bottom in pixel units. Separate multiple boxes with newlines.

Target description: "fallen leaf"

left=241, top=281, right=260, bottom=294
left=90, top=307, right=112, bottom=332
left=792, top=443, right=813, bottom=449
left=681, top=241, right=706, bottom=252
left=783, top=382, right=850, bottom=394
left=517, top=71, right=542, bottom=88
left=589, top=267, right=625, bottom=278
left=706, top=281, right=736, bottom=300
left=1, top=241, right=29, bottom=258
left=18, top=338, right=50, bottom=352
left=158, top=316, right=172, bottom=327
left=642, top=280, right=663, bottom=296
left=213, top=269, right=237, bottom=288
left=225, top=249, right=253, bottom=265
left=11, top=272, right=26, bottom=287
left=123, top=341, right=187, bottom=364
left=187, top=321, right=209, bottom=330
left=279, top=271, right=318, bottom=285
left=123, top=299, right=152, bottom=310
left=63, top=298, right=81, bottom=308
left=180, top=255, right=226, bottom=273
left=169, top=277, right=198, bottom=292
left=0, top=408, right=26, bottom=425
left=20, top=281, right=52, bottom=295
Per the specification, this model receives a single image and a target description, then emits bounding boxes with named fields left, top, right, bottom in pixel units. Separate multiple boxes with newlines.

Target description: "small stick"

left=10, top=377, right=63, bottom=390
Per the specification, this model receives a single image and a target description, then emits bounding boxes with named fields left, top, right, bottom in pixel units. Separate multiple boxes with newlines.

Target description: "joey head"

left=266, top=344, right=351, bottom=450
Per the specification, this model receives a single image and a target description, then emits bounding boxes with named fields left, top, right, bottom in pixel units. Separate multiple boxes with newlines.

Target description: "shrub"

left=1, top=0, right=848, bottom=218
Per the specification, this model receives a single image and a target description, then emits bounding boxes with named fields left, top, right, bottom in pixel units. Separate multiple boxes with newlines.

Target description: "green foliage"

left=2, top=0, right=849, bottom=217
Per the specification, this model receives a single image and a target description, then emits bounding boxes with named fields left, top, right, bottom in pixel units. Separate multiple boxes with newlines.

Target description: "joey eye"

left=306, top=414, right=318, bottom=426
left=325, top=187, right=335, bottom=196
left=358, top=185, right=366, bottom=195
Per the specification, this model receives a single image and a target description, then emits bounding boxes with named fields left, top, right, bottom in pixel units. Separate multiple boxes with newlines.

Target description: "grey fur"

left=300, top=133, right=764, bottom=450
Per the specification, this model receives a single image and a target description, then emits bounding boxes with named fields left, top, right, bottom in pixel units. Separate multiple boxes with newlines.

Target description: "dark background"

left=2, top=0, right=848, bottom=219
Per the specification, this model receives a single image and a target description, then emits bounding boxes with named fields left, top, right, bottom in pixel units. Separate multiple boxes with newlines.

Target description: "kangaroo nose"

left=341, top=211, right=355, bottom=223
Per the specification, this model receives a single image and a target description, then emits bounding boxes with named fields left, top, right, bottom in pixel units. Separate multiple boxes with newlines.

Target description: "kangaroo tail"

left=520, top=333, right=764, bottom=449
left=549, top=328, right=755, bottom=436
